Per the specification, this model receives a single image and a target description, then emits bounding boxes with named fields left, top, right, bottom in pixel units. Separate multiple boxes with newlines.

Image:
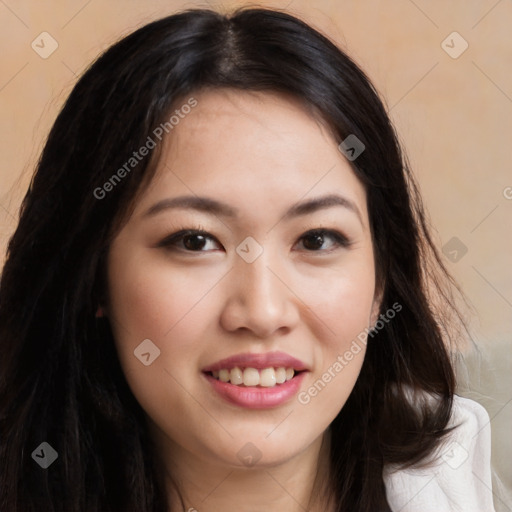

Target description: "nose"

left=219, top=249, right=300, bottom=338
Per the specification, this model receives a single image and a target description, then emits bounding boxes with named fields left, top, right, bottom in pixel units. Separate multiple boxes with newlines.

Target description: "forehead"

left=133, top=88, right=368, bottom=227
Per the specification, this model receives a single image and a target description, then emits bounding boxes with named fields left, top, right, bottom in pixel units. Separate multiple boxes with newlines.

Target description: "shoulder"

left=383, top=395, right=496, bottom=512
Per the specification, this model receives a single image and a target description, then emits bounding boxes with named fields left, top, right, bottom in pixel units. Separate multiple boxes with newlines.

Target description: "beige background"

left=1, top=0, right=511, bottom=507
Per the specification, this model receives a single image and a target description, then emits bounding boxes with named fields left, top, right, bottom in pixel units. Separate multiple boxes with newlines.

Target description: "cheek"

left=294, top=261, right=375, bottom=418
left=107, top=249, right=223, bottom=344
left=315, top=275, right=374, bottom=335
left=297, top=255, right=376, bottom=351
left=105, top=250, right=224, bottom=421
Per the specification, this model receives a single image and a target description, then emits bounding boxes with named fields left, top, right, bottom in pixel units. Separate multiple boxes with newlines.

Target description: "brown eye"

left=302, top=232, right=325, bottom=250
left=296, top=229, right=350, bottom=252
left=159, top=230, right=221, bottom=252
left=182, top=234, right=209, bottom=251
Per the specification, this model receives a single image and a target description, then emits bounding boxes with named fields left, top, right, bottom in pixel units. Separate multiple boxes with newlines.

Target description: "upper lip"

left=202, top=351, right=309, bottom=372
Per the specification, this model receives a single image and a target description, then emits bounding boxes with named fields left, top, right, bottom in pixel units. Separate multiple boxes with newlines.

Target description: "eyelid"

left=300, top=228, right=351, bottom=245
left=157, top=226, right=220, bottom=248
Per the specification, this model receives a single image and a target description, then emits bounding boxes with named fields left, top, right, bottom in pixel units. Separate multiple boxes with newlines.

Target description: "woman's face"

left=106, top=89, right=381, bottom=470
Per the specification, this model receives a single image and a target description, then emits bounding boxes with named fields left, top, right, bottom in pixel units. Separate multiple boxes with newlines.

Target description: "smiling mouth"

left=205, top=366, right=305, bottom=387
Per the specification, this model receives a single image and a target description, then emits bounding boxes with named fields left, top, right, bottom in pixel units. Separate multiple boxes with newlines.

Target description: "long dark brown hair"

left=0, top=7, right=461, bottom=511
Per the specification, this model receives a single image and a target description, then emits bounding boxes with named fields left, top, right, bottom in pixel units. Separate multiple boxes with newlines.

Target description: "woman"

left=0, top=7, right=496, bottom=512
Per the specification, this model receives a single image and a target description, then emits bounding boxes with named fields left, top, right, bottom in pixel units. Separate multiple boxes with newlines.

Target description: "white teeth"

left=260, top=368, right=277, bottom=387
left=230, top=367, right=243, bottom=385
left=275, top=367, right=287, bottom=384
left=243, top=367, right=260, bottom=386
left=210, top=366, right=297, bottom=386
left=219, top=369, right=230, bottom=382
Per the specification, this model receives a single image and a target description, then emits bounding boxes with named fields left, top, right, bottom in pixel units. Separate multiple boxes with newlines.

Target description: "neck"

left=151, top=425, right=335, bottom=512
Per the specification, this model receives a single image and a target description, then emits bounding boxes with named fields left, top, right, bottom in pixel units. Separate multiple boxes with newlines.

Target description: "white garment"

left=384, top=395, right=496, bottom=511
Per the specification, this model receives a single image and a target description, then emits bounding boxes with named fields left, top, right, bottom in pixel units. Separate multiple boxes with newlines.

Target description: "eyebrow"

left=143, top=193, right=363, bottom=225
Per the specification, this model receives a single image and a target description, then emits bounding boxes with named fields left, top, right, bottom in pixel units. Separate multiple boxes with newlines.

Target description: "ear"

left=369, top=284, right=384, bottom=328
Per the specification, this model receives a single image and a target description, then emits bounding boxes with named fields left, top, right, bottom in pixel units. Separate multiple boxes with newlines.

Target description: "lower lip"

left=203, top=371, right=307, bottom=409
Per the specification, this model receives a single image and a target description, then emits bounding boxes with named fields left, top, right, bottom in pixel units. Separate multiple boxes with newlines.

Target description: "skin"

left=106, top=88, right=382, bottom=512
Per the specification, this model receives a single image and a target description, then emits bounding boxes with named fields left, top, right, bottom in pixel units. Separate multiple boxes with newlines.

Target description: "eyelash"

left=158, top=224, right=352, bottom=254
